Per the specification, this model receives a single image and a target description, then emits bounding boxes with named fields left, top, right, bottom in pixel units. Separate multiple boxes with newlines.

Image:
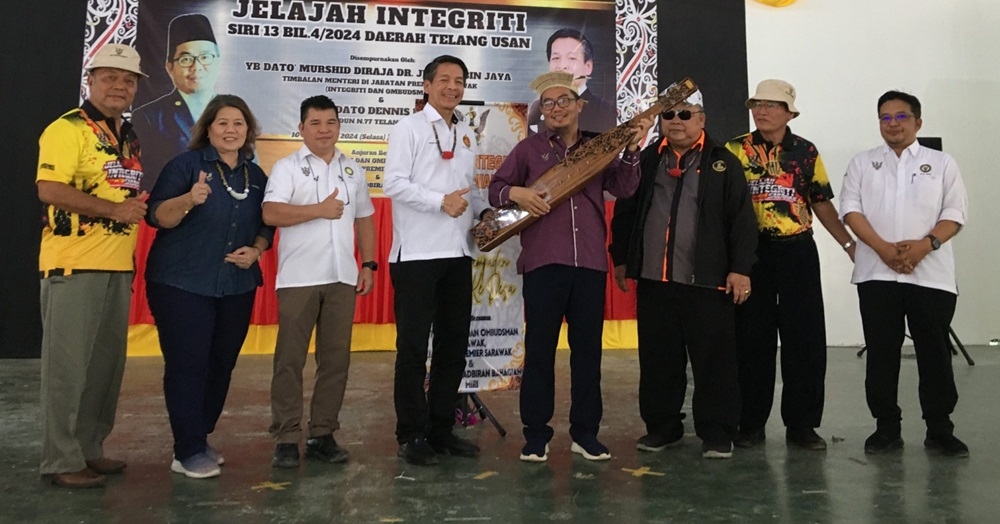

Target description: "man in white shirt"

left=383, top=55, right=486, bottom=466
left=262, top=95, right=376, bottom=468
left=840, top=91, right=969, bottom=457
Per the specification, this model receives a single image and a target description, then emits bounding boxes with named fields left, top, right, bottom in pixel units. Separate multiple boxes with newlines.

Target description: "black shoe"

left=271, top=443, right=300, bottom=468
left=305, top=434, right=349, bottom=463
left=636, top=432, right=683, bottom=452
left=427, top=433, right=480, bottom=457
left=864, top=430, right=903, bottom=454
left=734, top=427, right=765, bottom=449
left=786, top=427, right=827, bottom=450
left=398, top=437, right=439, bottom=466
left=924, top=434, right=969, bottom=458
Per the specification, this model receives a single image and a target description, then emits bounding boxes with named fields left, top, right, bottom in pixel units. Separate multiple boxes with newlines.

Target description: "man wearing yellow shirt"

left=35, top=43, right=149, bottom=488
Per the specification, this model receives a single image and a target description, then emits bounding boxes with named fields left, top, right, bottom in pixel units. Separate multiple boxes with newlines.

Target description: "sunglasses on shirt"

left=661, top=109, right=704, bottom=121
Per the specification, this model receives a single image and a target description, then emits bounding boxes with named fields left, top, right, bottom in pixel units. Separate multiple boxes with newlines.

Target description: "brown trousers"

left=269, top=283, right=356, bottom=444
left=39, top=272, right=131, bottom=474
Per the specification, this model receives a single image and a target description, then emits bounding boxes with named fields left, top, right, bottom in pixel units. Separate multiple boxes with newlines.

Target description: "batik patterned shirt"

left=726, top=128, right=833, bottom=239
left=36, top=100, right=143, bottom=276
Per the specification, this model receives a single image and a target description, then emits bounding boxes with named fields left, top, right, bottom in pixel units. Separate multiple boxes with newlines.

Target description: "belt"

left=759, top=229, right=814, bottom=245
left=39, top=268, right=130, bottom=279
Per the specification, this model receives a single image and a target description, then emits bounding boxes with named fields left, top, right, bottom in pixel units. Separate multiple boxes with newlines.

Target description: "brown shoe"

left=86, top=457, right=127, bottom=475
left=49, top=469, right=106, bottom=488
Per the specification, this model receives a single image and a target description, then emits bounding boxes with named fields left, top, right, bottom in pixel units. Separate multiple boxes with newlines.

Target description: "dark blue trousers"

left=521, top=264, right=605, bottom=444
left=147, top=281, right=255, bottom=461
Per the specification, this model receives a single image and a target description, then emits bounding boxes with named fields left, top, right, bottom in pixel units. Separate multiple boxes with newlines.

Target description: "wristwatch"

left=361, top=261, right=378, bottom=271
left=926, top=234, right=941, bottom=251
left=842, top=240, right=855, bottom=251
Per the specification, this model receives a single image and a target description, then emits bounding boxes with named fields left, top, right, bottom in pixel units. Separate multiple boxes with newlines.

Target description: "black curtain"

left=0, top=0, right=87, bottom=357
left=658, top=0, right=749, bottom=142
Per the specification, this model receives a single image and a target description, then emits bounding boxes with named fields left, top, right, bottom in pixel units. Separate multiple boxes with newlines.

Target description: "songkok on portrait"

left=167, top=14, right=217, bottom=59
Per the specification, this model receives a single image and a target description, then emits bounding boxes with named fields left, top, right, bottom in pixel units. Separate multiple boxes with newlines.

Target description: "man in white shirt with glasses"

left=263, top=95, right=376, bottom=468
left=840, top=90, right=969, bottom=458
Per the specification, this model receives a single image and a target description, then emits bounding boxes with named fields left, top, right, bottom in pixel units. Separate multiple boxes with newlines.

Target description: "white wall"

left=744, top=0, right=1000, bottom=346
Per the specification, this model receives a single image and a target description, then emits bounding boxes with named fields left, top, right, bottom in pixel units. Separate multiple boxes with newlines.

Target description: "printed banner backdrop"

left=83, top=0, right=660, bottom=362
left=133, top=0, right=618, bottom=192
left=464, top=101, right=526, bottom=392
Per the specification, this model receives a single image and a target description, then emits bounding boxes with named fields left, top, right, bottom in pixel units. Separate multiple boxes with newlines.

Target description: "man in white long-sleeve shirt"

left=840, top=90, right=969, bottom=458
left=383, top=55, right=487, bottom=466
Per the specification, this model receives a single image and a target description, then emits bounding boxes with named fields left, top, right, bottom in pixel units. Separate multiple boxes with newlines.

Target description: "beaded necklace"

left=432, top=123, right=457, bottom=160
left=216, top=162, right=249, bottom=200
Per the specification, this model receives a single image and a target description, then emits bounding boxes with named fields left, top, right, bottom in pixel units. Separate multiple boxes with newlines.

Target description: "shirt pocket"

left=911, top=173, right=944, bottom=212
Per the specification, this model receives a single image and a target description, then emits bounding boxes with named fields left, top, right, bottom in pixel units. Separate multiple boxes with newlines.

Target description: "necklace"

left=216, top=162, right=249, bottom=200
left=432, top=124, right=457, bottom=160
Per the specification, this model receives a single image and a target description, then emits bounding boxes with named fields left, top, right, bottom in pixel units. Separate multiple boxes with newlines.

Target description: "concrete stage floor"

left=2, top=346, right=998, bottom=523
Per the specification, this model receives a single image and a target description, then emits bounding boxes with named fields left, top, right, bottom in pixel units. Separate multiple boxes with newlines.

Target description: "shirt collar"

left=750, top=126, right=796, bottom=150
left=201, top=145, right=249, bottom=169
left=421, top=103, right=464, bottom=125
left=882, top=140, right=921, bottom=159
left=81, top=99, right=111, bottom=122
left=296, top=144, right=342, bottom=164
left=658, top=130, right=706, bottom=155
left=541, top=126, right=584, bottom=148
left=81, top=99, right=131, bottom=147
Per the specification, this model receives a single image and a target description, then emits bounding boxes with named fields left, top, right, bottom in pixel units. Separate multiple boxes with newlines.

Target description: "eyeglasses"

left=540, top=95, right=577, bottom=111
left=172, top=53, right=217, bottom=68
left=748, top=100, right=785, bottom=111
left=879, top=113, right=913, bottom=124
left=661, top=110, right=703, bottom=121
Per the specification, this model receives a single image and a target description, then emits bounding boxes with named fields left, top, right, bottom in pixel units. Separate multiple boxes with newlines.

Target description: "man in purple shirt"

left=489, top=71, right=652, bottom=462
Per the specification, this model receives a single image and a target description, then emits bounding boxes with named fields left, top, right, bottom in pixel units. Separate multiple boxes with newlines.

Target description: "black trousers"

left=637, top=279, right=740, bottom=443
left=736, top=235, right=827, bottom=431
left=146, top=281, right=255, bottom=461
left=521, top=264, right=605, bottom=444
left=858, top=281, right=958, bottom=436
left=390, top=257, right=472, bottom=444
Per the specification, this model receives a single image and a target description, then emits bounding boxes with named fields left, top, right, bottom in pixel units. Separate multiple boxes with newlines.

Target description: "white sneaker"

left=171, top=452, right=222, bottom=478
left=701, top=442, right=734, bottom=459
left=519, top=444, right=550, bottom=463
left=205, top=444, right=225, bottom=466
left=571, top=440, right=611, bottom=461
